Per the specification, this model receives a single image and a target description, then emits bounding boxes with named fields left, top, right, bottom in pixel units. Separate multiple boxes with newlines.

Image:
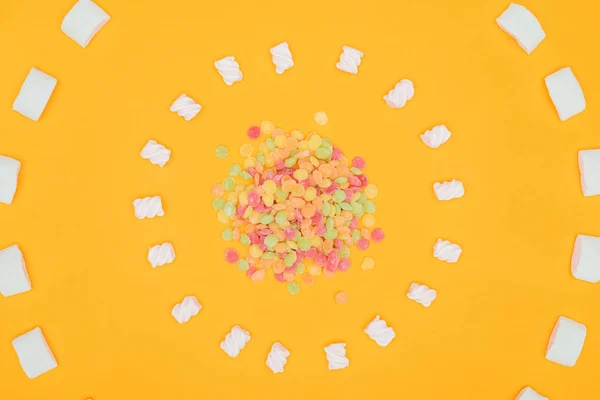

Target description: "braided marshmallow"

left=171, top=296, right=201, bottom=324
left=421, top=125, right=451, bottom=149
left=148, top=242, right=175, bottom=268
left=266, top=342, right=290, bottom=374
left=270, top=42, right=294, bottom=74
left=364, top=315, right=395, bottom=347
left=336, top=46, right=363, bottom=74
left=324, top=343, right=349, bottom=370
left=383, top=79, right=414, bottom=109
left=140, top=140, right=171, bottom=167
left=220, top=326, right=251, bottom=358
left=215, top=56, right=243, bottom=86
left=133, top=196, right=164, bottom=219
left=170, top=94, right=201, bottom=121
left=434, top=239, right=462, bottom=263
left=407, top=283, right=437, bottom=307
left=433, top=179, right=464, bottom=201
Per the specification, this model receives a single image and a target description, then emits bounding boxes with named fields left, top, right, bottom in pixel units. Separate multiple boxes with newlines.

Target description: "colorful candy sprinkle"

left=287, top=282, right=300, bottom=295
left=224, top=248, right=239, bottom=264
left=216, top=145, right=230, bottom=159
left=335, top=291, right=348, bottom=304
left=314, top=112, right=328, bottom=126
left=371, top=228, right=385, bottom=242
left=248, top=125, right=261, bottom=140
left=361, top=256, right=375, bottom=270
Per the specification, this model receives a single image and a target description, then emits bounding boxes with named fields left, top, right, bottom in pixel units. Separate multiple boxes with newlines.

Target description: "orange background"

left=1, top=0, right=599, bottom=398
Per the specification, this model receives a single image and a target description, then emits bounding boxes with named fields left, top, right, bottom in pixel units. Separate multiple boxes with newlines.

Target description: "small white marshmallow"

left=61, top=0, right=110, bottom=48
left=496, top=3, right=545, bottom=54
left=12, top=68, right=57, bottom=122
left=546, top=316, right=586, bottom=367
left=545, top=67, right=586, bottom=121
left=0, top=155, right=21, bottom=205
left=571, top=234, right=600, bottom=283
left=12, top=327, right=58, bottom=379
left=0, top=244, right=31, bottom=297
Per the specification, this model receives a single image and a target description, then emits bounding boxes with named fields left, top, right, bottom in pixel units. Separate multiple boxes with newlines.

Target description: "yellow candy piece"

left=361, top=257, right=375, bottom=270
left=271, top=128, right=284, bottom=137
left=303, top=187, right=317, bottom=201
left=308, top=264, right=322, bottom=276
left=308, top=134, right=322, bottom=150
left=217, top=210, right=230, bottom=223
left=240, top=144, right=255, bottom=157
left=262, top=179, right=277, bottom=195
left=238, top=191, right=248, bottom=206
left=314, top=111, right=328, bottom=126
left=365, top=184, right=379, bottom=199
left=362, top=214, right=376, bottom=228
left=261, top=120, right=275, bottom=135
left=310, top=236, right=323, bottom=248
left=264, top=155, right=275, bottom=168
left=293, top=169, right=309, bottom=181
left=263, top=194, right=275, bottom=207
left=249, top=244, right=263, bottom=258
left=243, top=156, right=256, bottom=169
left=291, top=129, right=304, bottom=140
left=274, top=135, right=286, bottom=148
left=226, top=192, right=238, bottom=204
left=298, top=140, right=309, bottom=151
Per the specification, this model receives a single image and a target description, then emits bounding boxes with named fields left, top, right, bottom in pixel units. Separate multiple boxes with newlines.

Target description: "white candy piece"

left=270, top=42, right=294, bottom=74
left=215, top=56, right=243, bottom=86
left=0, top=155, right=21, bottom=205
left=0, top=244, right=31, bottom=297
left=336, top=46, right=363, bottom=74
left=324, top=343, right=349, bottom=370
left=407, top=282, right=437, bottom=307
left=171, top=296, right=201, bottom=324
left=364, top=315, right=396, bottom=347
left=12, top=68, right=57, bottom=122
left=140, top=140, right=171, bottom=167
left=383, top=79, right=414, bottom=109
left=266, top=342, right=290, bottom=374
left=170, top=94, right=201, bottom=121
left=148, top=242, right=175, bottom=268
left=496, top=3, right=545, bottom=55
left=571, top=234, right=600, bottom=283
left=546, top=316, right=586, bottom=367
left=545, top=68, right=586, bottom=121
left=220, top=326, right=251, bottom=358
left=578, top=150, right=600, bottom=197
left=12, top=327, right=58, bottom=379
left=434, top=179, right=464, bottom=200
left=433, top=239, right=462, bottom=263
left=61, top=0, right=110, bottom=48
left=133, top=196, right=164, bottom=219
left=421, top=125, right=451, bottom=149
left=515, top=387, right=549, bottom=400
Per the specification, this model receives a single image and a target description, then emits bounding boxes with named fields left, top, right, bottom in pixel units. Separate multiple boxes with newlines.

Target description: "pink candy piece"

left=225, top=248, right=239, bottom=263
left=357, top=174, right=368, bottom=187
left=357, top=238, right=370, bottom=251
left=248, top=191, right=261, bottom=207
left=249, top=232, right=260, bottom=244
left=247, top=266, right=257, bottom=278
left=257, top=229, right=272, bottom=236
left=352, top=156, right=366, bottom=169
left=248, top=126, right=261, bottom=140
left=286, top=265, right=297, bottom=273
left=331, top=147, right=343, bottom=161
left=247, top=167, right=258, bottom=176
left=348, top=176, right=361, bottom=186
left=344, top=189, right=354, bottom=201
left=338, top=258, right=351, bottom=272
left=334, top=239, right=343, bottom=249
left=348, top=217, right=358, bottom=231
left=311, top=211, right=323, bottom=225
left=274, top=273, right=285, bottom=282
left=315, top=224, right=326, bottom=236
left=275, top=160, right=285, bottom=170
left=305, top=248, right=317, bottom=259
left=371, top=228, right=385, bottom=242
left=284, top=227, right=296, bottom=240
left=323, top=182, right=339, bottom=195
left=236, top=204, right=248, bottom=218
left=315, top=252, right=327, bottom=266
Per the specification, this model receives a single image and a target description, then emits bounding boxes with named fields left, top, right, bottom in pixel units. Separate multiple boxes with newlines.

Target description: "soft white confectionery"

left=545, top=67, right=586, bottom=121
left=578, top=150, right=600, bottom=197
left=133, top=196, right=164, bottom=219
left=140, top=140, right=171, bottom=167
left=148, top=242, right=175, bottom=268
left=434, top=179, right=464, bottom=200
left=324, top=343, right=349, bottom=370
left=171, top=296, right=202, bottom=324
left=421, top=125, right=451, bottom=149
left=496, top=3, right=545, bottom=54
left=266, top=342, right=290, bottom=374
left=571, top=234, right=600, bottom=283
left=383, top=79, right=414, bottom=109
left=0, top=155, right=21, bottom=205
left=0, top=244, right=31, bottom=297
left=220, top=326, right=251, bottom=358
left=336, top=46, right=363, bottom=74
left=433, top=239, right=462, bottom=263
left=364, top=315, right=396, bottom=347
left=546, top=316, right=586, bottom=367
left=170, top=94, right=201, bottom=121
left=515, top=387, right=549, bottom=400
left=215, top=56, right=243, bottom=86
left=12, top=68, right=57, bottom=122
left=270, top=42, right=294, bottom=74
left=12, top=327, right=58, bottom=379
left=406, top=283, right=437, bottom=307
left=61, top=0, right=110, bottom=48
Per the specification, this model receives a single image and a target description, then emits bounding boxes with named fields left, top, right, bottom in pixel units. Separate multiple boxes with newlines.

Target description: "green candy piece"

left=287, top=282, right=300, bottom=295
left=240, top=171, right=252, bottom=181
left=275, top=210, right=288, bottom=225
left=284, top=252, right=297, bottom=267
left=260, top=214, right=274, bottom=224
left=276, top=188, right=288, bottom=200
left=352, top=230, right=361, bottom=243
left=322, top=138, right=331, bottom=146
left=221, top=227, right=233, bottom=241
left=350, top=167, right=362, bottom=175
left=223, top=202, right=236, bottom=216
left=335, top=177, right=348, bottom=185
left=339, top=245, right=350, bottom=258
left=237, top=259, right=249, bottom=271
left=266, top=138, right=275, bottom=150
left=364, top=200, right=376, bottom=213
left=333, top=190, right=346, bottom=203
left=240, top=234, right=251, bottom=246
left=289, top=149, right=299, bottom=157
left=265, top=234, right=279, bottom=248
left=334, top=204, right=342, bottom=215
left=297, top=237, right=311, bottom=251
left=256, top=152, right=266, bottom=165
left=212, top=198, right=226, bottom=211
left=326, top=217, right=335, bottom=231
left=340, top=202, right=352, bottom=211
left=228, top=164, right=242, bottom=176
left=322, top=202, right=331, bottom=217
left=352, top=202, right=364, bottom=216
left=324, top=229, right=338, bottom=240
left=285, top=157, right=297, bottom=167
left=358, top=193, right=367, bottom=204
left=222, top=177, right=235, bottom=191
left=295, top=262, right=305, bottom=274
left=215, top=145, right=230, bottom=159
left=315, top=146, right=332, bottom=160
left=262, top=251, right=275, bottom=260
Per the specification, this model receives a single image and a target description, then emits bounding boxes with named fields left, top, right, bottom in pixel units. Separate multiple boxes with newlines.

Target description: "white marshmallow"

left=515, top=387, right=549, bottom=400
left=496, top=3, right=545, bottom=54
left=215, top=56, right=243, bottom=86
left=170, top=94, right=201, bottom=121
left=270, top=42, right=294, bottom=74
left=148, top=242, right=175, bottom=268
left=220, top=326, right=251, bottom=358
left=171, top=296, right=202, bottom=324
left=0, top=155, right=21, bottom=205
left=12, top=327, right=58, bottom=379
left=61, top=0, right=110, bottom=48
left=12, top=68, right=57, bottom=122
left=546, top=316, right=586, bottom=367
left=0, top=244, right=31, bottom=297
left=545, top=67, right=586, bottom=121
left=571, top=234, right=600, bottom=283
left=578, top=150, right=600, bottom=197
left=336, top=46, right=363, bottom=74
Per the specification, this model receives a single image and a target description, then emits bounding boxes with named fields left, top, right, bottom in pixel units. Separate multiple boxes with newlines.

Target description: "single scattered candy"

left=314, top=112, right=328, bottom=126
left=335, top=291, right=348, bottom=304
left=361, top=257, right=375, bottom=270
left=287, top=282, right=300, bottom=295
left=357, top=238, right=370, bottom=250
left=248, top=125, right=261, bottom=140
left=352, top=157, right=366, bottom=169
left=216, top=145, right=230, bottom=159
left=371, top=228, right=385, bottom=242
left=224, top=248, right=239, bottom=264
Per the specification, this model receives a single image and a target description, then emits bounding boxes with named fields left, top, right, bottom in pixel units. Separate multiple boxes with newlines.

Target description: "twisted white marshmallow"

left=364, top=315, right=395, bottom=347
left=220, top=326, right=251, bottom=358
left=433, top=179, right=464, bottom=201
left=171, top=296, right=201, bottom=324
left=170, top=94, right=201, bottom=121
left=270, top=42, right=294, bottom=74
left=421, top=125, right=451, bottom=149
left=215, top=56, right=243, bottom=86
left=266, top=342, right=290, bottom=374
left=148, top=242, right=175, bottom=268
left=336, top=46, right=363, bottom=74
left=141, top=140, right=171, bottom=167
left=133, top=196, right=164, bottom=219
left=383, top=79, right=414, bottom=109
left=324, top=343, right=349, bottom=370
left=434, top=239, right=462, bottom=263
left=407, top=283, right=437, bottom=307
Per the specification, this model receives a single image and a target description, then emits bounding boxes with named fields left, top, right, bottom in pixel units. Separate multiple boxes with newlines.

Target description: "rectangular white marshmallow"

left=571, top=234, right=600, bottom=283
left=515, top=386, right=548, bottom=400
left=62, top=0, right=110, bottom=48
left=0, top=155, right=21, bottom=205
left=12, top=68, right=57, bottom=122
left=13, top=327, right=58, bottom=379
left=546, top=316, right=586, bottom=367
left=578, top=150, right=600, bottom=197
left=545, top=67, right=586, bottom=121
left=497, top=3, right=545, bottom=54
left=0, top=244, right=31, bottom=297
